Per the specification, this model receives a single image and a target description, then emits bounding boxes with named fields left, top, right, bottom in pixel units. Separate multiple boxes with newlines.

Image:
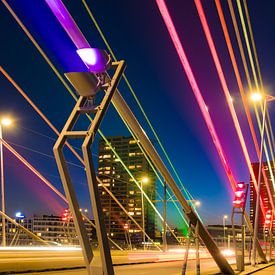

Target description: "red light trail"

left=155, top=0, right=237, bottom=190
left=215, top=0, right=274, bottom=214
left=194, top=0, right=266, bottom=214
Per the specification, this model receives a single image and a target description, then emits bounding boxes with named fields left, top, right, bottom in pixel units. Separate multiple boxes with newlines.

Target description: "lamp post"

left=0, top=117, right=12, bottom=246
left=140, top=177, right=149, bottom=250
left=223, top=215, right=228, bottom=248
left=250, top=91, right=275, bottom=266
left=163, top=181, right=167, bottom=251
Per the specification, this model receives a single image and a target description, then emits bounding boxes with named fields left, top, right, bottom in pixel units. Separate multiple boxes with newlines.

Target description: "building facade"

left=250, top=162, right=275, bottom=237
left=0, top=213, right=95, bottom=246
left=98, top=136, right=156, bottom=244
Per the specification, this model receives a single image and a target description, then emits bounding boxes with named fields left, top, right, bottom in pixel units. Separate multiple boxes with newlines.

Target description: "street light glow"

left=1, top=118, right=12, bottom=126
left=194, top=200, right=201, bottom=207
left=141, top=177, right=149, bottom=184
left=76, top=48, right=111, bottom=73
left=250, top=92, right=263, bottom=102
left=223, top=215, right=228, bottom=219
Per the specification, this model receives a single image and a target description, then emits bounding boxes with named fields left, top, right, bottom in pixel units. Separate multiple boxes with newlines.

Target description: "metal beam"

left=43, top=0, right=233, bottom=272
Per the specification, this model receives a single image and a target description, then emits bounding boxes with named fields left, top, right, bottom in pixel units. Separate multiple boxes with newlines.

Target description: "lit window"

left=37, top=232, right=42, bottom=236
left=129, top=140, right=137, bottom=144
left=104, top=146, right=110, bottom=150
left=128, top=212, right=134, bottom=216
left=129, top=191, right=134, bottom=195
left=136, top=165, right=142, bottom=169
left=136, top=212, right=141, bottom=215
left=105, top=167, right=111, bottom=170
left=135, top=208, right=141, bottom=211
left=104, top=171, right=110, bottom=175
left=129, top=152, right=136, bottom=157
left=129, top=165, right=135, bottom=169
left=103, top=154, right=111, bottom=159
left=102, top=192, right=106, bottom=195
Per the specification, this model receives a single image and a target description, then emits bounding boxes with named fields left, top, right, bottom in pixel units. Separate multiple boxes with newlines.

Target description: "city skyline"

left=1, top=0, right=275, bottom=226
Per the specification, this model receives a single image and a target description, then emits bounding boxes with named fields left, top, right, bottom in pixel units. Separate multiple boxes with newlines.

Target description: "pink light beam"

left=155, top=0, right=237, bottom=190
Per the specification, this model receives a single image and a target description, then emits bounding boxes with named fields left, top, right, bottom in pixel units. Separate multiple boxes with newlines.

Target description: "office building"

left=98, top=136, right=156, bottom=244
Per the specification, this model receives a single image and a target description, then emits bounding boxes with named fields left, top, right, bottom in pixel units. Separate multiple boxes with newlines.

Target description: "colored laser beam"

left=215, top=0, right=275, bottom=212
left=227, top=1, right=275, bottom=193
left=155, top=0, right=237, bottom=190
left=1, top=65, right=176, bottom=244
left=43, top=0, right=188, bottom=235
left=0, top=137, right=67, bottom=202
left=81, top=0, right=195, bottom=203
left=194, top=0, right=262, bottom=199
left=241, top=0, right=275, bottom=188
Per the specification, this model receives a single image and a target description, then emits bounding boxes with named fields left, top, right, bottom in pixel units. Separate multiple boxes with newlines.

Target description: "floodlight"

left=77, top=48, right=111, bottom=73
left=1, top=118, right=12, bottom=126
left=250, top=92, right=263, bottom=102
left=65, top=72, right=101, bottom=97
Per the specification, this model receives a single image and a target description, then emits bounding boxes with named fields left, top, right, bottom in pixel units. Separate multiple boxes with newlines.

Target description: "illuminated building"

left=250, top=162, right=275, bottom=237
left=0, top=213, right=95, bottom=245
left=98, top=136, right=156, bottom=244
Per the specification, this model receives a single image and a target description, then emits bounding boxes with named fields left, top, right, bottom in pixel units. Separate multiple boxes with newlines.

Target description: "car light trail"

left=0, top=246, right=81, bottom=251
left=155, top=0, right=237, bottom=189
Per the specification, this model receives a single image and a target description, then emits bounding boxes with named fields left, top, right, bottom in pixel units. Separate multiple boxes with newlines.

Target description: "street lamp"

left=140, top=177, right=149, bottom=250
left=223, top=215, right=228, bottom=248
left=187, top=199, right=201, bottom=208
left=0, top=117, right=12, bottom=246
left=250, top=91, right=275, bottom=266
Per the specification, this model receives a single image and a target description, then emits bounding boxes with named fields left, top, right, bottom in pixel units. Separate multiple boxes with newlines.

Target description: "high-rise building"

left=250, top=162, right=275, bottom=237
left=98, top=136, right=156, bottom=243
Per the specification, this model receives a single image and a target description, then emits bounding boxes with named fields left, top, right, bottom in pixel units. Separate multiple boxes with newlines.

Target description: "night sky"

left=1, top=0, right=275, bottom=227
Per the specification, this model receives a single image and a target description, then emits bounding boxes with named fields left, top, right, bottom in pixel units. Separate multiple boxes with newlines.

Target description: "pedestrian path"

left=240, top=262, right=275, bottom=274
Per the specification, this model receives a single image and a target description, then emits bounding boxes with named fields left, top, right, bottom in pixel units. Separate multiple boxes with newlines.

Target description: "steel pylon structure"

left=54, top=60, right=126, bottom=275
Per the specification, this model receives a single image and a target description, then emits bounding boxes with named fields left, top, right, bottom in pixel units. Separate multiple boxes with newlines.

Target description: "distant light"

left=221, top=249, right=235, bottom=256
left=223, top=215, right=228, bottom=219
left=141, top=177, right=149, bottom=184
left=250, top=92, right=263, bottom=102
left=1, top=118, right=12, bottom=126
left=194, top=200, right=201, bottom=207
left=76, top=48, right=111, bottom=73
left=15, top=212, right=25, bottom=218
left=0, top=246, right=81, bottom=251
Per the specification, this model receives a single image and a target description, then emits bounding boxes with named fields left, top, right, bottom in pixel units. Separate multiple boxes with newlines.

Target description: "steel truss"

left=54, top=61, right=126, bottom=275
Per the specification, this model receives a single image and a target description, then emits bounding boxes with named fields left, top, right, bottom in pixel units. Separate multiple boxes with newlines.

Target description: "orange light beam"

left=194, top=0, right=261, bottom=198
left=215, top=0, right=274, bottom=214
